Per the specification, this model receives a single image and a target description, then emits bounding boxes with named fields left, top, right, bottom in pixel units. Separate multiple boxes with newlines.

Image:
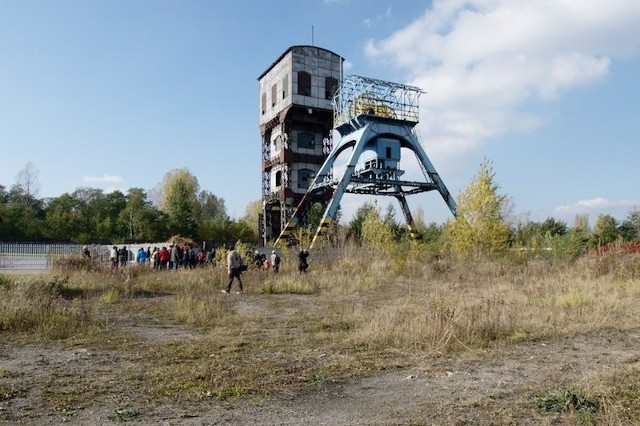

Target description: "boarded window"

left=297, top=71, right=311, bottom=96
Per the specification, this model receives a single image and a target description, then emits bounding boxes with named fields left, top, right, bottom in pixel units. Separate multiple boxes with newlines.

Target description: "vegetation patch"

left=537, top=389, right=599, bottom=414
left=107, top=408, right=141, bottom=422
left=211, top=383, right=245, bottom=400
left=0, top=384, right=28, bottom=401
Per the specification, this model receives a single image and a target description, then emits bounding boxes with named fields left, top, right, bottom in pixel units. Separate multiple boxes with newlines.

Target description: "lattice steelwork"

left=276, top=74, right=458, bottom=249
left=333, top=75, right=423, bottom=127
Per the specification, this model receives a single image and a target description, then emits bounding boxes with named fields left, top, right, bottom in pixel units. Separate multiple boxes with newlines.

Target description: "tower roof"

left=257, top=45, right=343, bottom=80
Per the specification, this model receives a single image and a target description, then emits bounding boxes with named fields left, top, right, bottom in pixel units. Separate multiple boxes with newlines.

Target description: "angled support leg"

left=394, top=193, right=420, bottom=240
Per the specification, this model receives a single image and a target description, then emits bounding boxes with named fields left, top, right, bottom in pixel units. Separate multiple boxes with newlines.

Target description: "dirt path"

left=2, top=325, right=638, bottom=425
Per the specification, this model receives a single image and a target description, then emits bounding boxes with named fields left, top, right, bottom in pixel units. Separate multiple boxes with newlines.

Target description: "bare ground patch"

left=1, top=292, right=639, bottom=425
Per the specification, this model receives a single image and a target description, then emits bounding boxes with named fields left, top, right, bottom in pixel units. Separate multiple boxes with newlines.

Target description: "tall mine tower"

left=258, top=46, right=343, bottom=244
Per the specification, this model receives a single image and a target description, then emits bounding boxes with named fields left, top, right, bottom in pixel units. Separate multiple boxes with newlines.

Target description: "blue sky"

left=1, top=0, right=639, bottom=226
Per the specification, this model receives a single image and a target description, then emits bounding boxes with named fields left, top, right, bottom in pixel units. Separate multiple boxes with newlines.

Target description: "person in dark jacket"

left=298, top=248, right=309, bottom=274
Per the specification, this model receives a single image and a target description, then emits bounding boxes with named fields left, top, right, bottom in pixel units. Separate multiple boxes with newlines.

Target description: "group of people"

left=104, top=243, right=310, bottom=296
left=224, top=247, right=310, bottom=294
left=252, top=250, right=282, bottom=273
left=108, top=244, right=217, bottom=270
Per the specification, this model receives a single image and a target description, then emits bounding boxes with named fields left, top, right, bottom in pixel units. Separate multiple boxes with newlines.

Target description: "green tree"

left=591, top=214, right=620, bottom=246
left=119, top=188, right=157, bottom=241
left=239, top=199, right=261, bottom=236
left=95, top=190, right=127, bottom=241
left=541, top=217, right=568, bottom=237
left=444, top=159, right=511, bottom=258
left=157, top=168, right=200, bottom=237
left=383, top=203, right=403, bottom=240
left=619, top=208, right=640, bottom=241
left=347, top=201, right=378, bottom=243
left=195, top=190, right=228, bottom=226
left=43, top=193, right=83, bottom=241
left=3, top=184, right=44, bottom=239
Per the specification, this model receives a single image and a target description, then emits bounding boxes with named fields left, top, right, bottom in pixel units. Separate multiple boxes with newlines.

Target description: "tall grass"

left=0, top=276, right=98, bottom=340
left=2, top=249, right=640, bottom=419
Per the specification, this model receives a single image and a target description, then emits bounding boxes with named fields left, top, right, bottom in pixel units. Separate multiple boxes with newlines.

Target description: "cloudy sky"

left=1, top=0, right=639, bottom=226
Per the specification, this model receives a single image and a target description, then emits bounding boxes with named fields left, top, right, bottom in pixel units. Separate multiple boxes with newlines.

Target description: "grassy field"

left=1, top=248, right=640, bottom=424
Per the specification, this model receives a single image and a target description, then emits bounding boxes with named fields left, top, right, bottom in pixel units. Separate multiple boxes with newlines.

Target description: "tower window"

left=325, top=76, right=338, bottom=100
left=297, top=71, right=311, bottom=96
left=275, top=170, right=282, bottom=187
left=261, top=93, right=267, bottom=115
left=298, top=168, right=314, bottom=189
left=271, top=84, right=277, bottom=107
left=298, top=132, right=315, bottom=149
left=282, top=74, right=288, bottom=99
left=273, top=135, right=282, bottom=151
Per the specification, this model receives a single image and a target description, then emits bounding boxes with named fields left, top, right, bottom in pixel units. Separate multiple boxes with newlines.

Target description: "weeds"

left=538, top=389, right=599, bottom=414
left=2, top=248, right=640, bottom=421
left=212, top=383, right=245, bottom=400
left=107, top=408, right=140, bottom=422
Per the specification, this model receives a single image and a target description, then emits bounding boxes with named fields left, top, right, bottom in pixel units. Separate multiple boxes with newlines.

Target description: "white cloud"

left=364, top=0, right=640, bottom=170
left=363, top=7, right=392, bottom=28
left=83, top=174, right=126, bottom=185
left=555, top=197, right=639, bottom=216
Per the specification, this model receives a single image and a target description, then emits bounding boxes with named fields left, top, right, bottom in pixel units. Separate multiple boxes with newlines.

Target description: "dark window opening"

left=298, top=168, right=314, bottom=189
left=325, top=76, right=338, bottom=100
left=271, top=84, right=277, bottom=107
left=297, top=71, right=311, bottom=96
left=298, top=132, right=315, bottom=149
left=282, top=74, right=288, bottom=99
left=275, top=171, right=282, bottom=187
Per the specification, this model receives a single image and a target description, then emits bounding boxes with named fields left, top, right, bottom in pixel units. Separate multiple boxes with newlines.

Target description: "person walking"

left=110, top=246, right=118, bottom=268
left=270, top=250, right=281, bottom=273
left=224, top=246, right=244, bottom=294
left=118, top=246, right=129, bottom=267
left=298, top=248, right=309, bottom=274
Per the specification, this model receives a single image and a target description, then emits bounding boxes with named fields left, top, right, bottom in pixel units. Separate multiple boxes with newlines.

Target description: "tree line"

left=2, top=161, right=639, bottom=258
left=0, top=165, right=256, bottom=244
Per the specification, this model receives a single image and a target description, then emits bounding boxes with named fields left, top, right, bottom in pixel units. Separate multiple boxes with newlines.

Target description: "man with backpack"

left=223, top=246, right=244, bottom=294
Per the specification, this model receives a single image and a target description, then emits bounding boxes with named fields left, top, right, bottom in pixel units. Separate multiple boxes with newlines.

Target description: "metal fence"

left=0, top=243, right=93, bottom=271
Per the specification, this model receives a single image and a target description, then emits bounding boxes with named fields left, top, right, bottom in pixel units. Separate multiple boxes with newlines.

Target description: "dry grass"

left=2, top=250, right=640, bottom=422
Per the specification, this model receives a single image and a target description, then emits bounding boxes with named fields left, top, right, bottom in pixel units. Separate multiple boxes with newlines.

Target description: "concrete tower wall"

left=258, top=46, right=343, bottom=244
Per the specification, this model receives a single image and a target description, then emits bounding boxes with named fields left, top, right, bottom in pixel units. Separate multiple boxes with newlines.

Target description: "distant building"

left=258, top=46, right=343, bottom=244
